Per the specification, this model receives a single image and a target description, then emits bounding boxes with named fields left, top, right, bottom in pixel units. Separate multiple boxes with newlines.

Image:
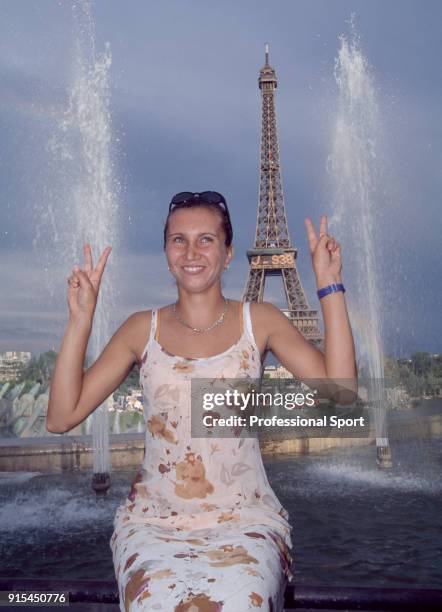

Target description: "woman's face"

left=165, top=207, right=233, bottom=293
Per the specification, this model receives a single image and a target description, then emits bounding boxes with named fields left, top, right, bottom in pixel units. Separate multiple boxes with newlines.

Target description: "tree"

left=17, top=351, right=57, bottom=387
left=410, top=352, right=432, bottom=377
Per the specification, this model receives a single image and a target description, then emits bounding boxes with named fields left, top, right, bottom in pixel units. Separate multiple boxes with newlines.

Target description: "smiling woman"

left=164, top=202, right=233, bottom=303
left=46, top=189, right=357, bottom=611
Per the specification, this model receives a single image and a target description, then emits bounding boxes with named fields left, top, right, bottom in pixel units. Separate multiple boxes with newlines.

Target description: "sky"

left=0, top=0, right=441, bottom=360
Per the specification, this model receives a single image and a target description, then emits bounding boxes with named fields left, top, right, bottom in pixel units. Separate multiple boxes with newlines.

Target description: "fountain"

left=34, top=0, right=120, bottom=493
left=327, top=21, right=392, bottom=468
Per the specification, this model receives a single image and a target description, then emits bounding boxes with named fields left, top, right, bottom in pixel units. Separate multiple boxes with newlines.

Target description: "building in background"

left=264, top=364, right=294, bottom=379
left=0, top=351, right=32, bottom=383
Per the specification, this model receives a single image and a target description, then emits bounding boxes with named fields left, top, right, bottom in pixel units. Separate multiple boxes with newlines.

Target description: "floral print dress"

left=110, top=302, right=293, bottom=611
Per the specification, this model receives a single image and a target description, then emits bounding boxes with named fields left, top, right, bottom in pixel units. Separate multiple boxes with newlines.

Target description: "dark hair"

left=163, top=201, right=233, bottom=250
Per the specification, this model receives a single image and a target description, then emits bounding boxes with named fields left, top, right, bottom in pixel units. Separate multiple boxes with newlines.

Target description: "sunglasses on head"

left=168, top=191, right=229, bottom=213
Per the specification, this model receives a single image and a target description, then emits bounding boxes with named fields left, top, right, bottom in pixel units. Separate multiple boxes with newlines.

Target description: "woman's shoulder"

left=243, top=301, right=281, bottom=356
left=120, top=309, right=153, bottom=346
left=248, top=300, right=281, bottom=323
left=124, top=309, right=153, bottom=328
left=248, top=301, right=289, bottom=343
left=120, top=309, right=159, bottom=366
left=125, top=305, right=176, bottom=336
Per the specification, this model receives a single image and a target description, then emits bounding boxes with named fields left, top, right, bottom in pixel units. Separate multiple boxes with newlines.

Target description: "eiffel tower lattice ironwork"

left=242, top=44, right=323, bottom=349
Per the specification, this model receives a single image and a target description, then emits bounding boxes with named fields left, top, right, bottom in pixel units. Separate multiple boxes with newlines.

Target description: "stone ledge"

left=1, top=413, right=441, bottom=472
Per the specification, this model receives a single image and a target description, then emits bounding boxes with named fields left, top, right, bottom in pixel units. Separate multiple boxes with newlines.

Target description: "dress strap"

left=243, top=302, right=255, bottom=340
left=239, top=301, right=244, bottom=336
left=154, top=308, right=161, bottom=342
left=244, top=302, right=262, bottom=361
left=140, top=309, right=158, bottom=364
left=243, top=301, right=259, bottom=348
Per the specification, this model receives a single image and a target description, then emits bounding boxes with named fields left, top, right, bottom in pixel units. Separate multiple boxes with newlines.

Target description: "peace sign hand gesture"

left=66, top=244, right=112, bottom=321
left=304, top=215, right=342, bottom=287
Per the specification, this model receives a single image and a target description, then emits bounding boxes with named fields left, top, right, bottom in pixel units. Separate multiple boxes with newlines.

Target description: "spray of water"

left=327, top=22, right=389, bottom=452
left=34, top=0, right=120, bottom=475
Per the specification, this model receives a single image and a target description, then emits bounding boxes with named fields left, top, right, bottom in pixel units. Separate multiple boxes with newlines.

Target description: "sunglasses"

left=168, top=191, right=229, bottom=213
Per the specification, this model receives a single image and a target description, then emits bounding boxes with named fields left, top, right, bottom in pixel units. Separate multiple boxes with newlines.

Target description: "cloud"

left=0, top=247, right=248, bottom=355
left=0, top=0, right=441, bottom=359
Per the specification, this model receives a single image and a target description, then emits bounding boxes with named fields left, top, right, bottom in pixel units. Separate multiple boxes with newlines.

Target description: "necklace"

left=173, top=297, right=229, bottom=333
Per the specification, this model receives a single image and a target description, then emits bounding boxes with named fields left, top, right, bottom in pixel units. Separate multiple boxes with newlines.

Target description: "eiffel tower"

left=243, top=44, right=323, bottom=349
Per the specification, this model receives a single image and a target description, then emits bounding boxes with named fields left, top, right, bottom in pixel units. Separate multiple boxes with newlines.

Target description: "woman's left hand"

left=304, top=215, right=342, bottom=286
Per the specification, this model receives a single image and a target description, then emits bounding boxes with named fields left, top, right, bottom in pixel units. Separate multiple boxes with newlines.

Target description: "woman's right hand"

left=67, top=244, right=112, bottom=321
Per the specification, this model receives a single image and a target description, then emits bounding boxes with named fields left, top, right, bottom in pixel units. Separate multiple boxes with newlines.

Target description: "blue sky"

left=0, top=0, right=441, bottom=358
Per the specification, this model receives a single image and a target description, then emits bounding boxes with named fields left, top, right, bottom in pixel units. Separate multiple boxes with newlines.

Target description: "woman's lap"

left=111, top=521, right=288, bottom=611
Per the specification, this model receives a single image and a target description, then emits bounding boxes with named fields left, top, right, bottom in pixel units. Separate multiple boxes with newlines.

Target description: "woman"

left=47, top=190, right=357, bottom=611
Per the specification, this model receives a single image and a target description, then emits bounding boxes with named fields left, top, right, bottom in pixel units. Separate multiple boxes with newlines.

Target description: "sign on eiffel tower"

left=243, top=44, right=323, bottom=349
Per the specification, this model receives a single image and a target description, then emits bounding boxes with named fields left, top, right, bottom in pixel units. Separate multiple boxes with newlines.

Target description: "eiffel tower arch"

left=242, top=44, right=323, bottom=350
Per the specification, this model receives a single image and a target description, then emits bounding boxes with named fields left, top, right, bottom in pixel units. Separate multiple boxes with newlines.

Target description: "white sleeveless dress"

left=110, top=302, right=293, bottom=611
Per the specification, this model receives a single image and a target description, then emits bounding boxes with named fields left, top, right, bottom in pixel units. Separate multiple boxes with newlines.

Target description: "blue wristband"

left=317, top=283, right=345, bottom=300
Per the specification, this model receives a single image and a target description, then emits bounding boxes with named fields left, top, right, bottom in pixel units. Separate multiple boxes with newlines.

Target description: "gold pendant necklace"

left=173, top=297, right=229, bottom=333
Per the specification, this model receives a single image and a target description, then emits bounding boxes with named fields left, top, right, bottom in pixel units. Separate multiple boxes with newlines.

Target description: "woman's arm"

left=46, top=312, right=145, bottom=433
left=46, top=243, right=149, bottom=433
left=314, top=270, right=357, bottom=382
left=304, top=215, right=358, bottom=391
left=255, top=215, right=358, bottom=402
left=257, top=287, right=357, bottom=382
left=46, top=314, right=93, bottom=432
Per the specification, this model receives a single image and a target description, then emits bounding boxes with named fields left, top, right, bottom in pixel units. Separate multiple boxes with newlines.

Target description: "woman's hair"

left=163, top=201, right=233, bottom=249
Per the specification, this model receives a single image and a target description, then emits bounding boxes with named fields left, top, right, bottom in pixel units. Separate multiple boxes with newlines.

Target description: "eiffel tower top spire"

left=259, top=43, right=277, bottom=89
